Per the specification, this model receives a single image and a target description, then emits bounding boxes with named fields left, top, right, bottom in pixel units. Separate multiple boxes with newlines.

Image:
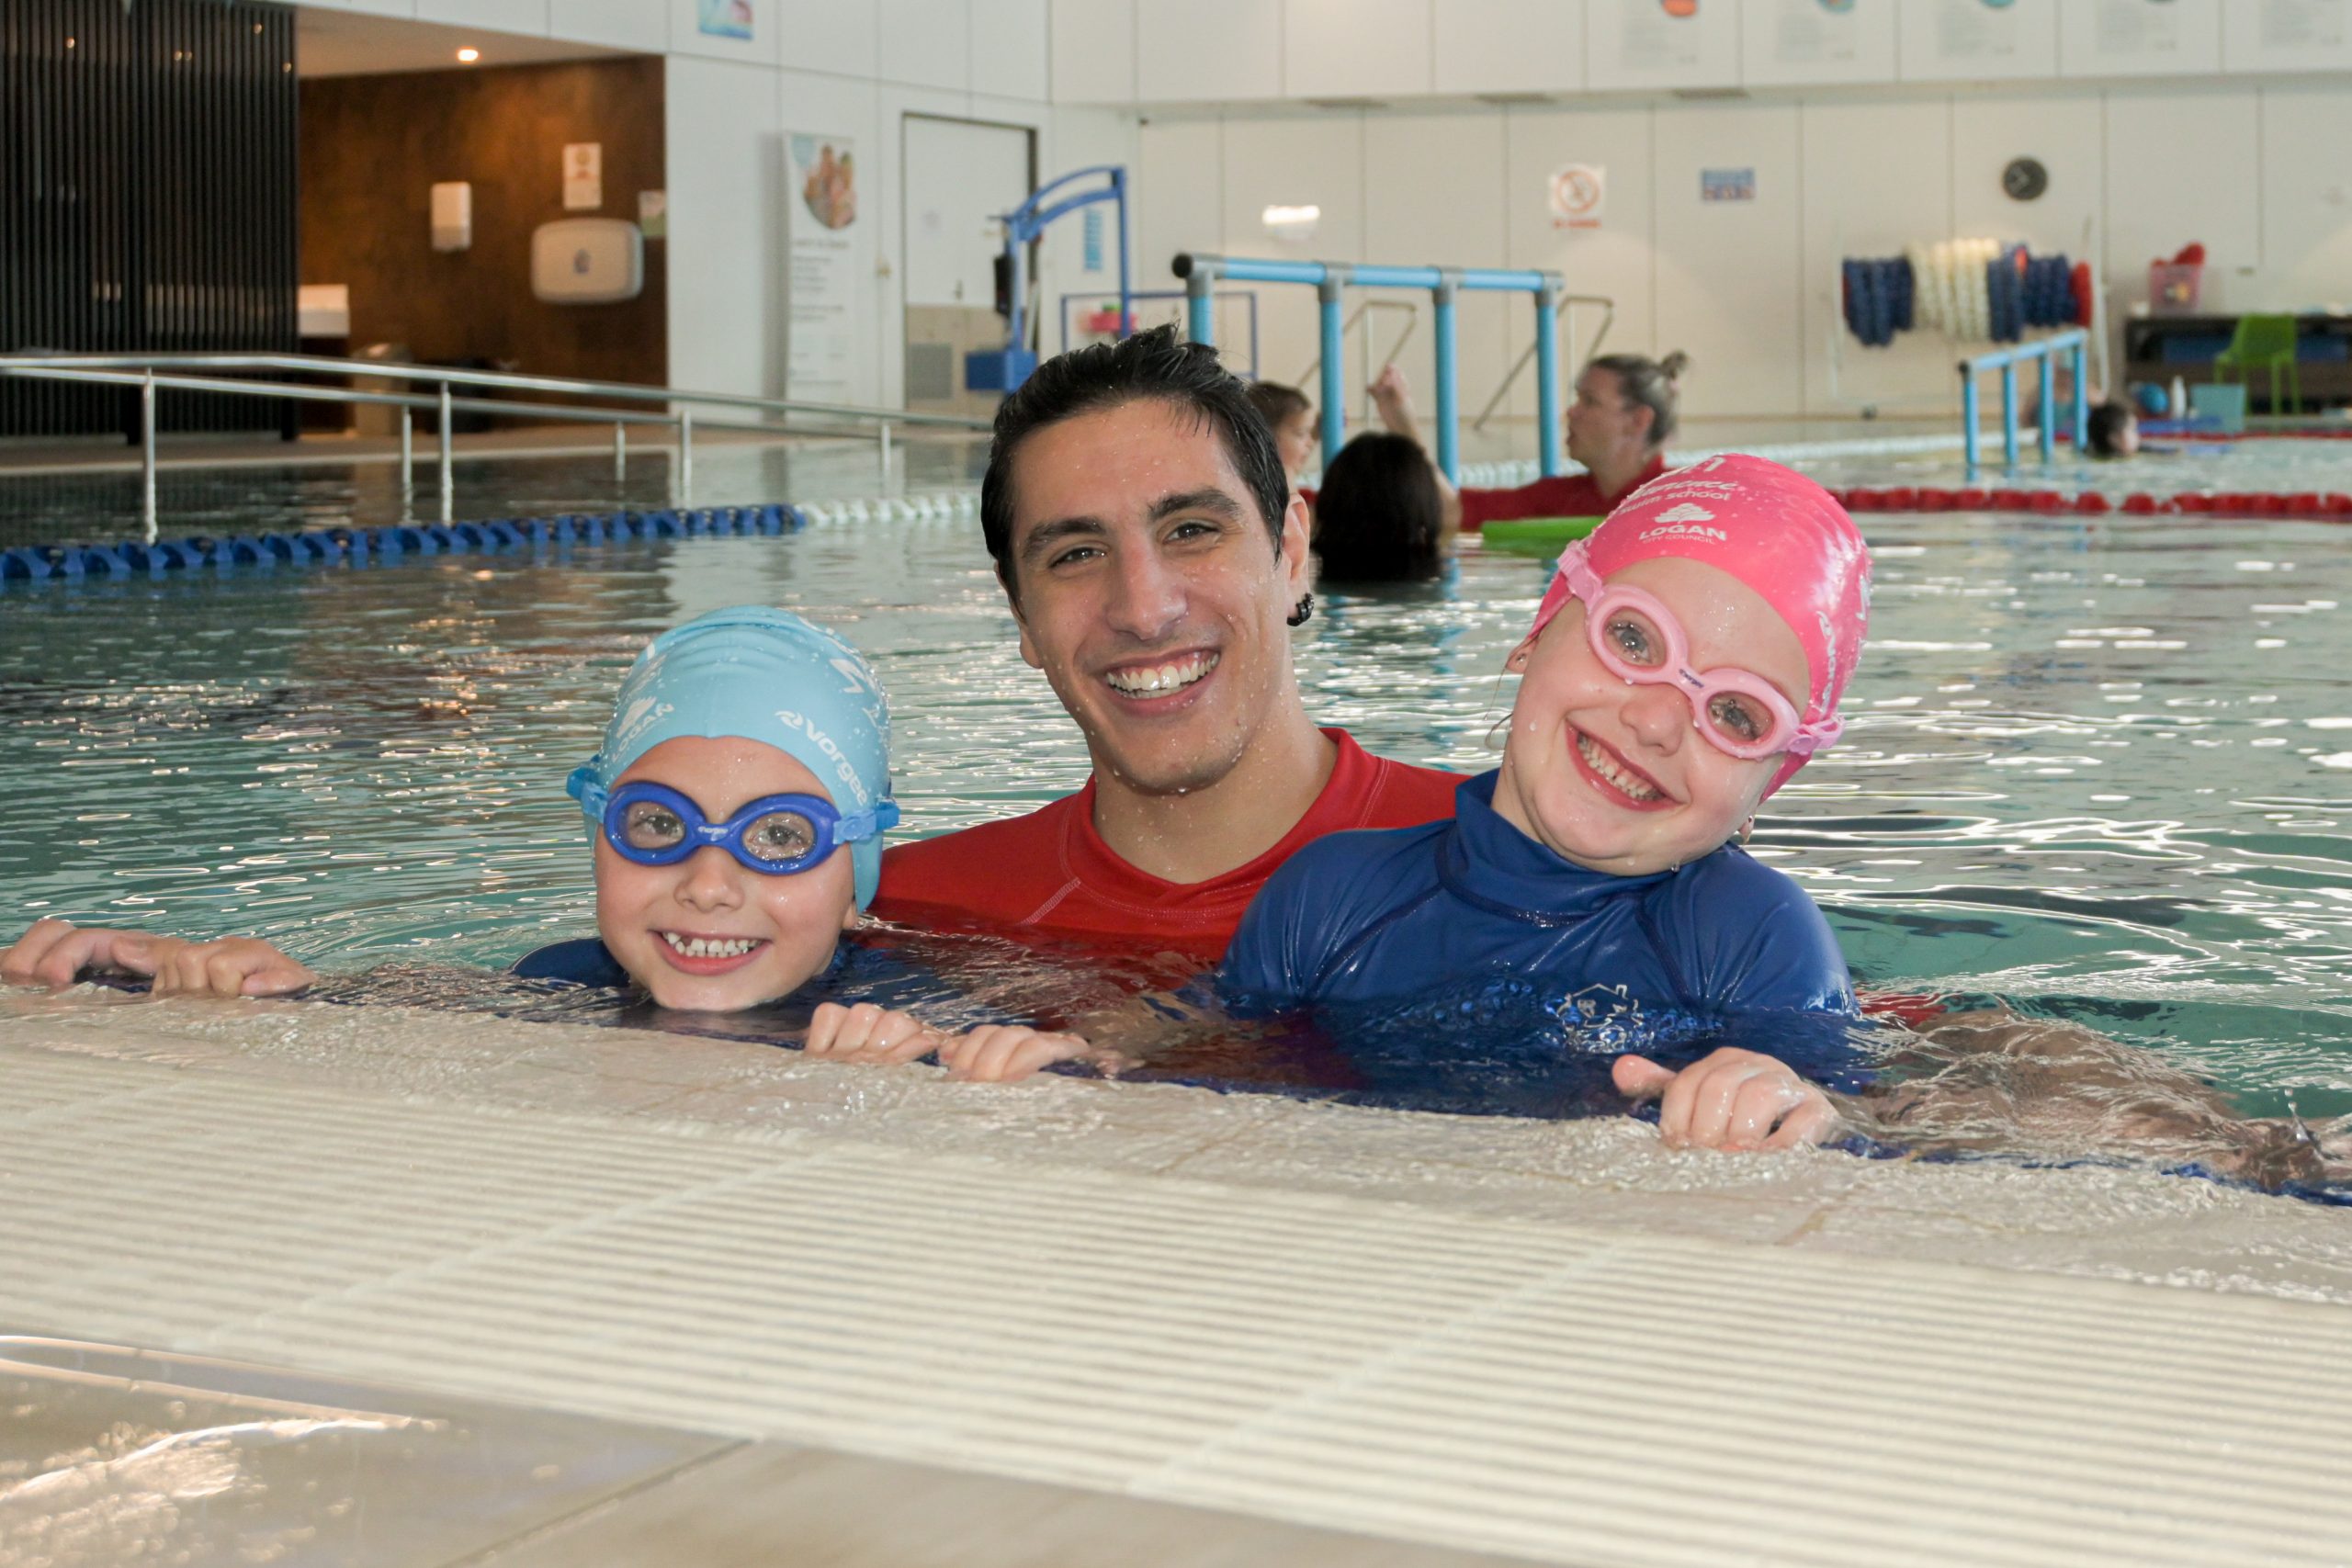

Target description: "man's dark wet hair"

left=1311, top=432, right=1443, bottom=583
left=1244, top=379, right=1313, bottom=434
left=2086, top=398, right=2137, bottom=458
left=980, top=324, right=1291, bottom=600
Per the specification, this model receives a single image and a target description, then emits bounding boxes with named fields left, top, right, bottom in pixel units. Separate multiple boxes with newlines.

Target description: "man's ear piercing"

left=1286, top=593, right=1315, bottom=627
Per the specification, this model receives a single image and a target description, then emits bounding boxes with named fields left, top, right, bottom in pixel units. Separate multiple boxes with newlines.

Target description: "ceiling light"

left=1261, top=204, right=1321, bottom=241
left=456, top=47, right=481, bottom=62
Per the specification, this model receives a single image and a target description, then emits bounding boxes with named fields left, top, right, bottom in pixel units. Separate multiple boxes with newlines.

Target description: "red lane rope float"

left=1828, top=486, right=2352, bottom=518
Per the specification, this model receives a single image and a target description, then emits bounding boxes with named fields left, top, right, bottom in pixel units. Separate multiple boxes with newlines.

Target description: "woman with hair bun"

left=1368, top=351, right=1691, bottom=534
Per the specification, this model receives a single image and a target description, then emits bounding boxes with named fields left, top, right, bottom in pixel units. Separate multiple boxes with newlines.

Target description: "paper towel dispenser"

left=530, top=219, right=643, bottom=304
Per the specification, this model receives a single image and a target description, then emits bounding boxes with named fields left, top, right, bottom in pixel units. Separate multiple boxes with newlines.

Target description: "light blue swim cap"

left=566, top=605, right=896, bottom=908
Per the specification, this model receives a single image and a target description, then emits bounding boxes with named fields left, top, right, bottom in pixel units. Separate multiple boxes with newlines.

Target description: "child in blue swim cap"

left=2, top=606, right=1086, bottom=1080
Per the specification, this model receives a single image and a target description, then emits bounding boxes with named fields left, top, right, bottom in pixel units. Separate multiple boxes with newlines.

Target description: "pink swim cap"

left=1530, top=453, right=1871, bottom=795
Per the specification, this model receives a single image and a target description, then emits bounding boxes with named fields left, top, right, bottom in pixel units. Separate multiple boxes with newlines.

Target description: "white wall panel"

left=1363, top=114, right=1510, bottom=430
left=1585, top=0, right=1738, bottom=92
left=1898, top=0, right=2057, bottom=83
left=1737, top=0, right=1895, bottom=87
left=1651, top=103, right=1802, bottom=418
left=416, top=0, right=548, bottom=33
left=1950, top=92, right=2098, bottom=255
left=971, top=0, right=1050, bottom=102
left=1050, top=0, right=1136, bottom=104
left=1219, top=116, right=1365, bottom=390
left=1283, top=0, right=1432, bottom=100
left=1035, top=108, right=1143, bottom=349
left=1503, top=107, right=1657, bottom=420
left=548, top=0, right=666, bottom=51
left=1798, top=99, right=1953, bottom=415
left=666, top=55, right=786, bottom=397
left=777, top=0, right=878, bottom=78
left=2057, top=0, right=2222, bottom=79
left=1136, top=119, right=1225, bottom=339
left=1432, top=0, right=1583, bottom=96
left=2258, top=85, right=2352, bottom=313
left=1136, top=0, right=1283, bottom=102
left=668, top=0, right=782, bottom=63
left=2105, top=88, right=2256, bottom=315
left=2223, top=0, right=2352, bottom=73
left=878, top=0, right=968, bottom=89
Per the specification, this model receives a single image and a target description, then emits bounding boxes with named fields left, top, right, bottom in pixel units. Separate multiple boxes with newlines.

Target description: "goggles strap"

left=833, top=798, right=901, bottom=845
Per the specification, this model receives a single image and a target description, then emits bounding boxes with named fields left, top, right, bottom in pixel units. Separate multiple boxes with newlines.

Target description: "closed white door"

left=901, top=114, right=1034, bottom=310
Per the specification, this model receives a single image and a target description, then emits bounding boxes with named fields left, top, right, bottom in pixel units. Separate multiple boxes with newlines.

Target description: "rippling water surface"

left=6, top=491, right=2352, bottom=1125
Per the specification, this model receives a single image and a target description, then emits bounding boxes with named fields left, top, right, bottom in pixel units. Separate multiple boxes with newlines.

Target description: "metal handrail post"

left=678, top=409, right=694, bottom=504
left=2000, top=364, right=2019, bottom=470
left=1316, top=273, right=1347, bottom=468
left=140, top=372, right=158, bottom=544
left=1534, top=281, right=1564, bottom=478
left=437, top=383, right=455, bottom=522
left=614, top=422, right=627, bottom=480
left=2038, top=350, right=2057, bottom=463
left=878, top=421, right=892, bottom=480
left=2072, top=339, right=2090, bottom=451
left=1183, top=259, right=1217, bottom=345
left=1962, top=369, right=1981, bottom=472
left=399, top=409, right=413, bottom=500
left=1432, top=272, right=1460, bottom=485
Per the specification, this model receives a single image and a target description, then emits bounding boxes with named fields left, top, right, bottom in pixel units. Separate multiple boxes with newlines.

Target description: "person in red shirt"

left=871, top=327, right=1460, bottom=960
left=1361, top=351, right=1690, bottom=534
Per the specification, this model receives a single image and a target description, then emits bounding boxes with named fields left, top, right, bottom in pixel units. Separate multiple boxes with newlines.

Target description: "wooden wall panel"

left=299, top=56, right=667, bottom=409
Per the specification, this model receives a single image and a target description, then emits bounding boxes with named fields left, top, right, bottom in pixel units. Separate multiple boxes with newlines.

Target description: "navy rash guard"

left=1218, top=772, right=1863, bottom=1089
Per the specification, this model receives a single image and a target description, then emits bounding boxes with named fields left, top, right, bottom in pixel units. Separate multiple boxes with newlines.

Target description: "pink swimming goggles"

left=1553, top=540, right=1845, bottom=762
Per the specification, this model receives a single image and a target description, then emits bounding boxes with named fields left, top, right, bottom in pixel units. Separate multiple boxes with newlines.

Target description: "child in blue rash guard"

left=1219, top=455, right=1874, bottom=1151
left=0, top=607, right=1084, bottom=1083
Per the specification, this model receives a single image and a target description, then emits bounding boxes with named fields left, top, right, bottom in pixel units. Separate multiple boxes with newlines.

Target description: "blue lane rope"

left=0, top=503, right=804, bottom=582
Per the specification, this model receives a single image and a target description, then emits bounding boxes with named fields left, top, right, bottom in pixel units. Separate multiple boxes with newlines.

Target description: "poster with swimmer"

left=697, top=0, right=752, bottom=41
left=786, top=132, right=860, bottom=406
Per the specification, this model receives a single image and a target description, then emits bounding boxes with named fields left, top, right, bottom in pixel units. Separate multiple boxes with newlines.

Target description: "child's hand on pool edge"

left=934, top=1024, right=1107, bottom=1084
left=804, top=1001, right=945, bottom=1065
left=0, top=919, right=315, bottom=998
left=1612, top=1047, right=1838, bottom=1152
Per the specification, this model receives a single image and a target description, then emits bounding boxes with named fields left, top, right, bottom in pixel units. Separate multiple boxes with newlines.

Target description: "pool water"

left=5, top=495, right=2352, bottom=1130
left=1792, top=432, right=2352, bottom=502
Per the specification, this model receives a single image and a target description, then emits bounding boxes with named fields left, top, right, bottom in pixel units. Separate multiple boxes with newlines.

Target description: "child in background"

left=1244, top=380, right=1318, bottom=488
left=1221, top=455, right=1871, bottom=1150
left=1, top=607, right=1082, bottom=1082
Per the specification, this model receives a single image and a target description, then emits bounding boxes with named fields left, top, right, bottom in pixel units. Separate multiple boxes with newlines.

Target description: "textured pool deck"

left=6, top=987, right=2352, bottom=1566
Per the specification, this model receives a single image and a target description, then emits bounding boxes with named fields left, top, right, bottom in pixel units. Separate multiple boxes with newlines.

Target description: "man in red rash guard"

left=871, top=327, right=1460, bottom=960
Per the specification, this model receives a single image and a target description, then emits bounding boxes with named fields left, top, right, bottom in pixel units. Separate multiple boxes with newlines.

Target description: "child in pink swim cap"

left=1220, top=454, right=1874, bottom=1152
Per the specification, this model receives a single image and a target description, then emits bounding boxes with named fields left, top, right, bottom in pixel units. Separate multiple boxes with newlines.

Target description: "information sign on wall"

left=786, top=131, right=859, bottom=403
left=1701, top=166, right=1756, bottom=203
left=562, top=142, right=602, bottom=210
left=698, top=0, right=753, bottom=41
left=1549, top=164, right=1607, bottom=231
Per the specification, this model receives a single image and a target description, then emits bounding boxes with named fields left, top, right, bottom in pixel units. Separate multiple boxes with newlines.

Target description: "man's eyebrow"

left=1017, top=515, right=1108, bottom=563
left=1148, top=488, right=1248, bottom=524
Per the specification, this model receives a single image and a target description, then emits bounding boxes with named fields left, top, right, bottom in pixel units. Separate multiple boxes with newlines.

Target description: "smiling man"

left=870, top=327, right=1460, bottom=958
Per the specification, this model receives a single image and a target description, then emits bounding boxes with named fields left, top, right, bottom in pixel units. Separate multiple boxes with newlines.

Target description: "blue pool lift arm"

left=966, top=165, right=1133, bottom=394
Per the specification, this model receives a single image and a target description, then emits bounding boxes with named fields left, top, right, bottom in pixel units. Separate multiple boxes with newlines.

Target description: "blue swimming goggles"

left=567, top=774, right=899, bottom=876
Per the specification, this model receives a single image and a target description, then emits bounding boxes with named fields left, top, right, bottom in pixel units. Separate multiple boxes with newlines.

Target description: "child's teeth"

left=1578, top=736, right=1659, bottom=801
left=665, top=933, right=758, bottom=958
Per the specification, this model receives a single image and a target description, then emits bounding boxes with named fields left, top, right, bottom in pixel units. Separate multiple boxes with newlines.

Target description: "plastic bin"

left=2149, top=262, right=2203, bottom=316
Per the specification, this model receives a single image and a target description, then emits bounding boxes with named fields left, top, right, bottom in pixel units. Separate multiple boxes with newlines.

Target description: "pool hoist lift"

left=964, top=165, right=1133, bottom=395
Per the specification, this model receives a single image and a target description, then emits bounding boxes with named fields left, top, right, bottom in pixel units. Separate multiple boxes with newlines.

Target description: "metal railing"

left=0, top=353, right=994, bottom=543
left=1959, top=329, right=2089, bottom=471
left=1473, top=293, right=1613, bottom=434
left=1290, top=299, right=1419, bottom=403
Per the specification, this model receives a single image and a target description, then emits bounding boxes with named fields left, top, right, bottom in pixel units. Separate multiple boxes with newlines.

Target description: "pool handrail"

left=0, top=363, right=796, bottom=543
left=1171, top=253, right=1568, bottom=484
left=1472, top=292, right=1613, bottom=435
left=1290, top=299, right=1420, bottom=404
left=1960, top=330, right=2090, bottom=471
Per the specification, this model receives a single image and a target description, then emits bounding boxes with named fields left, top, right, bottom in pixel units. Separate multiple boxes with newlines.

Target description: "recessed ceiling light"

left=456, top=47, right=481, bottom=62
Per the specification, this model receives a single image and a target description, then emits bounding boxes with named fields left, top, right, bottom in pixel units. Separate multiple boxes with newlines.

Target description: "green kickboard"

left=1477, top=515, right=1605, bottom=556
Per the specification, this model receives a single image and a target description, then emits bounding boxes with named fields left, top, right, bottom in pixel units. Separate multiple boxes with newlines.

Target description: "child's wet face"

left=1495, top=558, right=1810, bottom=876
left=593, top=735, right=858, bottom=1011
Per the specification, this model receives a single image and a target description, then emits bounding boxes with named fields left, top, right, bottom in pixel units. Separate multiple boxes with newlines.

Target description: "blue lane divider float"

left=0, top=504, right=804, bottom=582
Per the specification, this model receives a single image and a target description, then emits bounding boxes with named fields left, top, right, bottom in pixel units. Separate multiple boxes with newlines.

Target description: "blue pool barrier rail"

left=1171, top=254, right=1566, bottom=485
left=0, top=504, right=802, bottom=583
left=1961, top=329, right=2089, bottom=472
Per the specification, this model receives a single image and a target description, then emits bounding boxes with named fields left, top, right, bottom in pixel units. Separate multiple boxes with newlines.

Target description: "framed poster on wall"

left=785, top=132, right=859, bottom=404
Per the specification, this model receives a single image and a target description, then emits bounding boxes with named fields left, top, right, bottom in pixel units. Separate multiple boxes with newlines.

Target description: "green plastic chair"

left=2213, top=313, right=2301, bottom=415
